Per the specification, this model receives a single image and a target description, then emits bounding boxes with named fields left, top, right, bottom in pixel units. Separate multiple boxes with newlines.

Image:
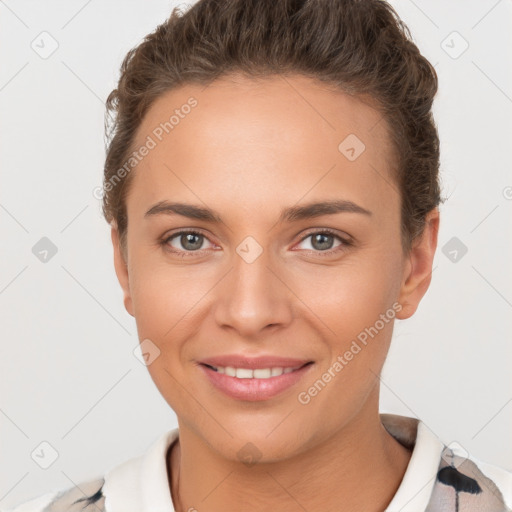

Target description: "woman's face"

left=112, top=74, right=438, bottom=462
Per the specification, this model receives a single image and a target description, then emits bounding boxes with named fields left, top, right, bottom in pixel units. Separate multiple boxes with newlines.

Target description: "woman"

left=6, top=0, right=511, bottom=511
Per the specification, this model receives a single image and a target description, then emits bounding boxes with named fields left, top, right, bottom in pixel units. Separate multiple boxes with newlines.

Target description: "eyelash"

left=160, top=228, right=353, bottom=258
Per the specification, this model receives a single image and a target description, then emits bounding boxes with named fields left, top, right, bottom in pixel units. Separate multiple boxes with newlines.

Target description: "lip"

left=199, top=361, right=314, bottom=401
left=199, top=355, right=312, bottom=369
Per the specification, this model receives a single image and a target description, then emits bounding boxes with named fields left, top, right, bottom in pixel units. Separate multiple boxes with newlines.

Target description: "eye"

left=161, top=230, right=216, bottom=256
left=294, top=229, right=353, bottom=256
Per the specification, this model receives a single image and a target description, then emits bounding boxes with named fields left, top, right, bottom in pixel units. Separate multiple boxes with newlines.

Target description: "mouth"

left=199, top=361, right=314, bottom=401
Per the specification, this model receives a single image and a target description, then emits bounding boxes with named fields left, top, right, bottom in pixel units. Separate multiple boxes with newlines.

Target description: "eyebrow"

left=144, top=199, right=372, bottom=224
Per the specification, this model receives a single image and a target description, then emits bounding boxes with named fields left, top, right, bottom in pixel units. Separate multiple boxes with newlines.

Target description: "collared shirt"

left=4, top=414, right=511, bottom=511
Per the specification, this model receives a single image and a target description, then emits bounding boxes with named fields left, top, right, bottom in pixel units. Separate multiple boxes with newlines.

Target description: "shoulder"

left=3, top=428, right=179, bottom=512
left=426, top=446, right=512, bottom=511
left=3, top=477, right=105, bottom=512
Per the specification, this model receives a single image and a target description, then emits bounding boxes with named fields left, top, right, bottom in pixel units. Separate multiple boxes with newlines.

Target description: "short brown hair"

left=102, top=0, right=442, bottom=257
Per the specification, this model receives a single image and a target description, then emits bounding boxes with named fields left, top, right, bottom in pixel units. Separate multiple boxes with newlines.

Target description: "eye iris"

left=312, top=233, right=334, bottom=251
left=181, top=233, right=203, bottom=251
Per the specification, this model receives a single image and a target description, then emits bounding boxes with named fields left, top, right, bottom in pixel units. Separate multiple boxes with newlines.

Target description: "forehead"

left=127, top=74, right=398, bottom=221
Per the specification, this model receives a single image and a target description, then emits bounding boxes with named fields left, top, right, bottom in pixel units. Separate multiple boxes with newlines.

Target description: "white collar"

left=383, top=417, right=444, bottom=511
left=102, top=428, right=179, bottom=512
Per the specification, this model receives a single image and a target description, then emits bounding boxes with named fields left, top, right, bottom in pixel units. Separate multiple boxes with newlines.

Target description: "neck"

left=167, top=389, right=412, bottom=512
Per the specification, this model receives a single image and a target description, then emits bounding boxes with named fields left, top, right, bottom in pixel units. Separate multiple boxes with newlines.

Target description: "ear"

left=111, top=223, right=134, bottom=317
left=396, top=208, right=440, bottom=319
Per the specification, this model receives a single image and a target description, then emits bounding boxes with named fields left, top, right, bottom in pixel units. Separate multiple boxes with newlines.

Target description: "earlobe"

left=396, top=209, right=440, bottom=320
left=111, top=223, right=134, bottom=317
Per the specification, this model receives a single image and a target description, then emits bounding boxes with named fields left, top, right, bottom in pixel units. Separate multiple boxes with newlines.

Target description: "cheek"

left=292, top=249, right=403, bottom=402
left=127, top=259, right=207, bottom=410
left=290, top=257, right=402, bottom=426
left=293, top=248, right=402, bottom=337
left=128, top=247, right=209, bottom=332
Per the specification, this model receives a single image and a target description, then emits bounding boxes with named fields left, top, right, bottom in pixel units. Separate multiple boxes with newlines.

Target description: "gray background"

left=1, top=0, right=511, bottom=508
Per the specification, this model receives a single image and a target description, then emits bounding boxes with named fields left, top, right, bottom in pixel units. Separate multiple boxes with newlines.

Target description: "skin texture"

left=111, top=74, right=440, bottom=512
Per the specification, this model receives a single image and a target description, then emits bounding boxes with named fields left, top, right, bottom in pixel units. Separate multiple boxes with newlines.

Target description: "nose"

left=212, top=245, right=294, bottom=338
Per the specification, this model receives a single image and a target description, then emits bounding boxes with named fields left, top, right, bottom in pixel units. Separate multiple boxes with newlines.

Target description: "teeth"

left=210, top=365, right=302, bottom=379
left=254, top=368, right=272, bottom=378
left=225, top=366, right=236, bottom=377
left=236, top=368, right=253, bottom=379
